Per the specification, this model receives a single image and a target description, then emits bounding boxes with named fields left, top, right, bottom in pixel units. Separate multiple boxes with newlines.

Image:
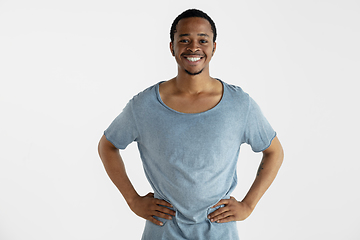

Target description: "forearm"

left=98, top=135, right=176, bottom=225
left=242, top=138, right=284, bottom=210
left=98, top=136, right=139, bottom=205
left=208, top=138, right=283, bottom=223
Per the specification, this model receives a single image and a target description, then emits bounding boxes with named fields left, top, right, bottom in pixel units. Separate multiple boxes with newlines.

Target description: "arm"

left=208, top=136, right=284, bottom=223
left=98, top=135, right=175, bottom=225
left=98, top=135, right=139, bottom=205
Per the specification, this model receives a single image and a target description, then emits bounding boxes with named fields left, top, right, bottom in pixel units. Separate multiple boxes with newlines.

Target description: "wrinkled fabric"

left=104, top=80, right=276, bottom=240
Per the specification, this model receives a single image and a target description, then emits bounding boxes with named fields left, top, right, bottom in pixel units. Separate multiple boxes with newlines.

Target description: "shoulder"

left=221, top=80, right=250, bottom=102
left=130, top=82, right=161, bottom=104
left=125, top=82, right=164, bottom=115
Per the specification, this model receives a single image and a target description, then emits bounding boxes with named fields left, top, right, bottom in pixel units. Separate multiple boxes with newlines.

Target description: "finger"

left=156, top=206, right=176, bottom=216
left=211, top=210, right=233, bottom=222
left=216, top=216, right=236, bottom=223
left=208, top=206, right=229, bottom=219
left=154, top=200, right=175, bottom=216
left=155, top=199, right=173, bottom=208
left=212, top=199, right=229, bottom=208
left=208, top=208, right=231, bottom=222
left=154, top=211, right=173, bottom=220
left=149, top=216, right=164, bottom=226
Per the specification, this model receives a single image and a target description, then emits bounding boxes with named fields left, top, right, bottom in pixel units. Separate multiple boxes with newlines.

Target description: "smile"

left=186, top=57, right=201, bottom=62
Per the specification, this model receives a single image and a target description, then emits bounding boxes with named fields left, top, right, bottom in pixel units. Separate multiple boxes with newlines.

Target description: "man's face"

left=170, top=17, right=216, bottom=76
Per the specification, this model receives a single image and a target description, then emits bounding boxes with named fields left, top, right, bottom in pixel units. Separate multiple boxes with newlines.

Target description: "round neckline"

left=155, top=79, right=225, bottom=115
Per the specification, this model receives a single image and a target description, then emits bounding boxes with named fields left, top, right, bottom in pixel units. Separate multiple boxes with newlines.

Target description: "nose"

left=186, top=41, right=200, bottom=52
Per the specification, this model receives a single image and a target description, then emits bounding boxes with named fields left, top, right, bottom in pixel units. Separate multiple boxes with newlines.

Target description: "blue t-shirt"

left=104, top=80, right=276, bottom=240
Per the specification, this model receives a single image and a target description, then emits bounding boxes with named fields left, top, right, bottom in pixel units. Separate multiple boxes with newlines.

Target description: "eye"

left=200, top=39, right=208, bottom=44
left=179, top=39, right=189, bottom=43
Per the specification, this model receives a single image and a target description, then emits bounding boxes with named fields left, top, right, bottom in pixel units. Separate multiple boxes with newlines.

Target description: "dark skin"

left=98, top=17, right=284, bottom=226
left=162, top=17, right=220, bottom=114
left=208, top=137, right=283, bottom=223
left=98, top=135, right=175, bottom=226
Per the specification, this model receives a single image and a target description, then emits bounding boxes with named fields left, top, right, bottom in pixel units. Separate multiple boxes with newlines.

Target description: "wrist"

left=125, top=192, right=141, bottom=208
left=241, top=199, right=256, bottom=212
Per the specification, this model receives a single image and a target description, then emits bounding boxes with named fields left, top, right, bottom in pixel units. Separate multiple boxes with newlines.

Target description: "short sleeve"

left=243, top=97, right=276, bottom=152
left=104, top=100, right=139, bottom=150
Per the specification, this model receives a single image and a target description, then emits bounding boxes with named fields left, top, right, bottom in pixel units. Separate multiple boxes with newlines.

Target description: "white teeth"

left=187, top=57, right=201, bottom=62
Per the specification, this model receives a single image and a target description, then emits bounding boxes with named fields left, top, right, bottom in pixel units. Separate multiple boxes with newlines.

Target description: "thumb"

left=145, top=192, right=154, bottom=198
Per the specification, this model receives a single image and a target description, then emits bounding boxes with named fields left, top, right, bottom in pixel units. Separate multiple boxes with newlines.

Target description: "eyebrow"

left=179, top=33, right=210, bottom=38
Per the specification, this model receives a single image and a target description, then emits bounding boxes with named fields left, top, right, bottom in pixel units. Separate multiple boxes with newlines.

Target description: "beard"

left=185, top=67, right=205, bottom=76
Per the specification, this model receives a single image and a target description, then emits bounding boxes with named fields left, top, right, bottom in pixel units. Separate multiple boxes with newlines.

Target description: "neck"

left=175, top=68, right=214, bottom=94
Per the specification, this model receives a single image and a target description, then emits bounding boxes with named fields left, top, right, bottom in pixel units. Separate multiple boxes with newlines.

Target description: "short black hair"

left=170, top=9, right=217, bottom=43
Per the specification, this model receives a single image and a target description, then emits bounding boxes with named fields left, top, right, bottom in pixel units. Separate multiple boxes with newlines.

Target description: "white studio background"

left=1, top=0, right=359, bottom=239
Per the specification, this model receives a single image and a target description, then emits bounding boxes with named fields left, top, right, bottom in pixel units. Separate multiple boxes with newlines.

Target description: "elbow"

left=98, top=134, right=119, bottom=162
left=98, top=137, right=104, bottom=160
left=98, top=134, right=109, bottom=161
left=278, top=145, right=284, bottom=167
left=274, top=138, right=284, bottom=167
left=264, top=136, right=284, bottom=169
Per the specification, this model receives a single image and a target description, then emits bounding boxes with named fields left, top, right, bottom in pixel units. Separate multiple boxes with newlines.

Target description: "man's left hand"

left=207, top=196, right=253, bottom=223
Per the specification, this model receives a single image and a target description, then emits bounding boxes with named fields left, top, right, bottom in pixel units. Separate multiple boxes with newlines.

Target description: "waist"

left=154, top=191, right=230, bottom=224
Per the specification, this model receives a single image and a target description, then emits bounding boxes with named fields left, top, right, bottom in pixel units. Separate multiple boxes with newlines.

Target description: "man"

left=98, top=9, right=283, bottom=240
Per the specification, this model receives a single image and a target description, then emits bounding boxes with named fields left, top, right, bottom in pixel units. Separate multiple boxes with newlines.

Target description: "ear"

left=170, top=42, right=175, bottom=56
left=212, top=42, right=217, bottom=56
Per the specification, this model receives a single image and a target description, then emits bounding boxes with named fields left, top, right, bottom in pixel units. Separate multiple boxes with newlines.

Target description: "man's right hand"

left=128, top=192, right=176, bottom=226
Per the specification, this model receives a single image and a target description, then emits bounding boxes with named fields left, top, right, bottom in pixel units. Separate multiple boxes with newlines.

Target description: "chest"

left=161, top=93, right=222, bottom=114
